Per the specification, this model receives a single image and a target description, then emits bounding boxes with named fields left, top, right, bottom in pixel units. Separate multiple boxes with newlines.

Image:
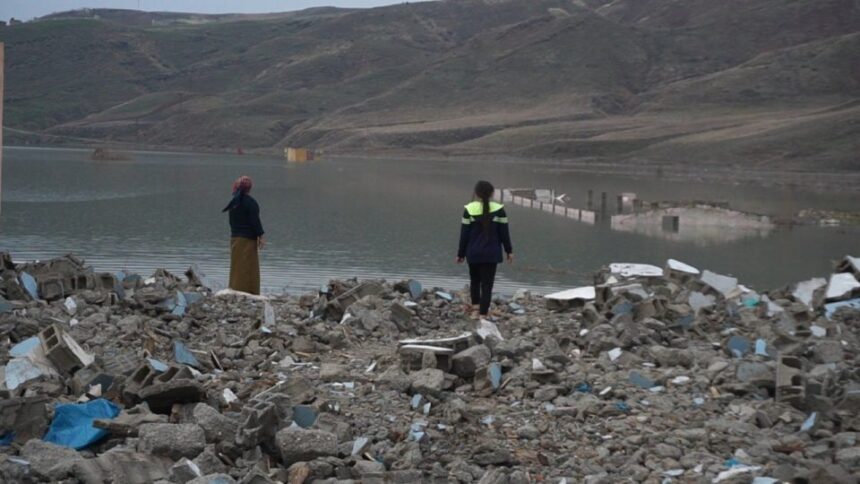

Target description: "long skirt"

left=229, top=237, right=260, bottom=295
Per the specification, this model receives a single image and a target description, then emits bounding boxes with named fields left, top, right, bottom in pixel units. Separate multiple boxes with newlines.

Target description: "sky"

left=1, top=0, right=404, bottom=21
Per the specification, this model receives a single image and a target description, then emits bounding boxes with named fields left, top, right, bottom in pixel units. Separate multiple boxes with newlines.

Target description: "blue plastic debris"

left=725, top=457, right=743, bottom=468
left=825, top=298, right=860, bottom=320
left=113, top=281, right=126, bottom=300
left=0, top=432, right=14, bottom=446
left=575, top=383, right=592, bottom=393
left=43, top=399, right=120, bottom=450
left=410, top=394, right=423, bottom=409
left=147, top=358, right=169, bottom=373
left=675, top=314, right=695, bottom=329
left=435, top=291, right=453, bottom=302
left=755, top=339, right=769, bottom=357
left=0, top=296, right=12, bottom=314
left=629, top=371, right=656, bottom=389
left=173, top=341, right=200, bottom=368
left=115, top=271, right=127, bottom=282
left=742, top=297, right=759, bottom=309
left=508, top=302, right=525, bottom=315
left=614, top=401, right=631, bottom=413
left=408, top=421, right=428, bottom=442
left=10, top=337, right=41, bottom=358
left=489, top=363, right=502, bottom=391
left=408, top=280, right=422, bottom=300
left=727, top=335, right=751, bottom=358
left=801, top=412, right=818, bottom=432
left=293, top=405, right=318, bottom=428
left=183, top=292, right=204, bottom=306
left=19, top=272, right=39, bottom=300
left=612, top=301, right=635, bottom=316
left=172, top=291, right=188, bottom=316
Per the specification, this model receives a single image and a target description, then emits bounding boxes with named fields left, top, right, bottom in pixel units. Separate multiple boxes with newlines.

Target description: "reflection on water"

left=0, top=147, right=858, bottom=293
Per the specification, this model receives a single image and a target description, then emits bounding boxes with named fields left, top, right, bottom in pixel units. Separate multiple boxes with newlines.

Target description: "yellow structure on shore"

left=285, top=147, right=314, bottom=162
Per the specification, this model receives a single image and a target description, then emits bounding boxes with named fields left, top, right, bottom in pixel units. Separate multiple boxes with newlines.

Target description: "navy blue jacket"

left=458, top=201, right=513, bottom=264
left=224, top=193, right=265, bottom=240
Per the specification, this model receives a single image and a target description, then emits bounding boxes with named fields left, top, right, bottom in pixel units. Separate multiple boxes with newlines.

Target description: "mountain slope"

left=1, top=0, right=858, bottom=173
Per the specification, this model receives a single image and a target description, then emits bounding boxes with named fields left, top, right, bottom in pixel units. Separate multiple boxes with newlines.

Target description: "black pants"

left=469, top=263, right=497, bottom=316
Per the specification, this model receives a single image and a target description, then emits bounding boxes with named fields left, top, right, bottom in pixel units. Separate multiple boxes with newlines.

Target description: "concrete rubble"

left=0, top=251, right=859, bottom=483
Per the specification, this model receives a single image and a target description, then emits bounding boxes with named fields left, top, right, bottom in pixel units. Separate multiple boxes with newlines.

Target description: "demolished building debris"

left=0, top=251, right=858, bottom=482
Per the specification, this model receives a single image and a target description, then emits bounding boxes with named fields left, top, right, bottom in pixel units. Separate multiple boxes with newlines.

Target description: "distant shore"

left=5, top=143, right=860, bottom=194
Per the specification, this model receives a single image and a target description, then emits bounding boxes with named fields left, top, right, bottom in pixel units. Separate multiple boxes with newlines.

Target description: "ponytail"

left=474, top=180, right=495, bottom=235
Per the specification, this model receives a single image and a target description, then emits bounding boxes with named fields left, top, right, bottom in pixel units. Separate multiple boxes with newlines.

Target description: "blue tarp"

left=19, top=272, right=39, bottom=300
left=43, top=399, right=120, bottom=450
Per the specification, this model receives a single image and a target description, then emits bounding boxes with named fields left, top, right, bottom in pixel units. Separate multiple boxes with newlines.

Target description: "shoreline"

left=5, top=143, right=860, bottom=194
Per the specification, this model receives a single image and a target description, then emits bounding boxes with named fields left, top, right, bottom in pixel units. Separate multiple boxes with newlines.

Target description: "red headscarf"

left=232, top=176, right=253, bottom=194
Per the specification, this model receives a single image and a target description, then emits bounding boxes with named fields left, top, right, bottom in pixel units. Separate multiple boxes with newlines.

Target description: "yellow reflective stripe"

left=462, top=217, right=472, bottom=224
left=465, top=201, right=504, bottom=216
left=493, top=216, right=508, bottom=224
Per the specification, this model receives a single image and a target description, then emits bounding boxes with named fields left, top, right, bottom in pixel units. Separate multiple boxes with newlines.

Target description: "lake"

left=0, top=147, right=857, bottom=295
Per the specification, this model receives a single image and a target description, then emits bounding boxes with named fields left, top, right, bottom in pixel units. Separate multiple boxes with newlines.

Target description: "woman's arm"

left=457, top=208, right=471, bottom=262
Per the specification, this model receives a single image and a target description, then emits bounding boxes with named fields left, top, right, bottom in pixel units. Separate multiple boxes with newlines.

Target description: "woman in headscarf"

left=223, top=176, right=265, bottom=294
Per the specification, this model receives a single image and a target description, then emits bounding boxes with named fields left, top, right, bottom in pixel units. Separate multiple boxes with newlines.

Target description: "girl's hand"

left=506, top=253, right=514, bottom=264
left=258, top=236, right=266, bottom=250
left=456, top=257, right=465, bottom=264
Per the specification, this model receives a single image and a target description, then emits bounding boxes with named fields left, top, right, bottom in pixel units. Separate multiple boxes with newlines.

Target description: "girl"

left=223, top=175, right=265, bottom=295
left=457, top=180, right=513, bottom=318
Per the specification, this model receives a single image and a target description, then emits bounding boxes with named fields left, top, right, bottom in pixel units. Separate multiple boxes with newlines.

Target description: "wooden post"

left=0, top=43, right=4, bottom=216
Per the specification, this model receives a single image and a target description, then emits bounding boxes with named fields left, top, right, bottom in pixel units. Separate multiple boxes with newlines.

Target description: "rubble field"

left=1, top=251, right=859, bottom=484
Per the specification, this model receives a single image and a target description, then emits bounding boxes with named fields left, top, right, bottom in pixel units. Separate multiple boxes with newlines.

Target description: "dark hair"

left=474, top=180, right=494, bottom=234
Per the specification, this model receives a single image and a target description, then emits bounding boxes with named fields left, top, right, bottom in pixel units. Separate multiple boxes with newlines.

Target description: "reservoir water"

left=1, top=147, right=857, bottom=294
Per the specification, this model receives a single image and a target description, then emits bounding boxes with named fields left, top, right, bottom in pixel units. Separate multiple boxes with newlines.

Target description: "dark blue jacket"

left=224, top=193, right=264, bottom=240
left=458, top=201, right=513, bottom=264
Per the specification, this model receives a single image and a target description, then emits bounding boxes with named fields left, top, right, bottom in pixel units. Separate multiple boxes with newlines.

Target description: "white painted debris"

left=63, top=297, right=77, bottom=315
left=544, top=286, right=596, bottom=301
left=713, top=466, right=761, bottom=483
left=399, top=332, right=472, bottom=346
left=600, top=386, right=612, bottom=396
left=667, top=259, right=699, bottom=275
left=701, top=270, right=739, bottom=297
left=365, top=361, right=377, bottom=373
left=532, top=358, right=547, bottom=371
left=264, top=302, right=276, bottom=326
left=399, top=344, right=455, bottom=355
left=60, top=331, right=95, bottom=368
left=476, top=319, right=504, bottom=341
left=609, top=263, right=664, bottom=278
left=663, top=469, right=684, bottom=477
left=69, top=318, right=79, bottom=327
left=792, top=277, right=827, bottom=307
left=222, top=388, right=239, bottom=406
left=825, top=273, right=860, bottom=300
left=608, top=347, right=623, bottom=362
left=339, top=312, right=352, bottom=325
left=351, top=437, right=369, bottom=456
left=760, top=295, right=784, bottom=317
left=5, top=357, right=59, bottom=390
left=837, top=255, right=860, bottom=274
left=825, top=298, right=860, bottom=320
left=689, top=292, right=716, bottom=312
left=579, top=328, right=589, bottom=336
left=214, top=288, right=269, bottom=300
left=671, top=376, right=691, bottom=385
left=810, top=325, right=827, bottom=337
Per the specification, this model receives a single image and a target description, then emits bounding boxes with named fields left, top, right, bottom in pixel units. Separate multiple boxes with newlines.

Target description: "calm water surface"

left=0, top=147, right=857, bottom=294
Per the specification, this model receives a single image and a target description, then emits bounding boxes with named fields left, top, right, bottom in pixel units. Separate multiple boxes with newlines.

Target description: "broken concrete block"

left=451, top=345, right=491, bottom=379
left=319, top=363, right=347, bottom=382
left=410, top=368, right=446, bottom=396
left=170, top=458, right=203, bottom=483
left=390, top=302, right=415, bottom=328
left=736, top=362, right=774, bottom=387
left=138, top=423, right=206, bottom=460
left=39, top=324, right=95, bottom=375
left=609, top=263, right=663, bottom=278
left=701, top=270, right=739, bottom=297
left=825, top=272, right=860, bottom=301
left=275, top=427, right=338, bottom=465
left=792, top=277, right=827, bottom=307
left=399, top=345, right=454, bottom=372
left=0, top=396, right=50, bottom=443
left=813, top=340, right=844, bottom=364
left=775, top=356, right=806, bottom=408
left=139, top=378, right=205, bottom=414
left=192, top=403, right=238, bottom=443
left=19, top=439, right=84, bottom=480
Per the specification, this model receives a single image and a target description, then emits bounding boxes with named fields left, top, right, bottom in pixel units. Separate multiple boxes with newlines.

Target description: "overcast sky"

left=1, top=0, right=405, bottom=21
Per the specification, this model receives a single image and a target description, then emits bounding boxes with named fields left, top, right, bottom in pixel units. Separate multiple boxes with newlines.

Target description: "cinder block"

left=776, top=355, right=806, bottom=409
left=39, top=324, right=94, bottom=375
left=37, top=275, right=67, bottom=301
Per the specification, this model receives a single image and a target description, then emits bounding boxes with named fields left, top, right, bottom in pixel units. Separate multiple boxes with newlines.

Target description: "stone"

left=813, top=340, right=844, bottom=363
left=835, top=447, right=860, bottom=467
left=409, top=368, right=446, bottom=396
left=19, top=439, right=83, bottom=479
left=170, top=458, right=203, bottom=484
left=275, top=427, right=338, bottom=465
left=451, top=345, right=491, bottom=378
left=187, top=474, right=238, bottom=484
left=138, top=423, right=206, bottom=460
left=736, top=362, right=774, bottom=386
left=320, top=363, right=348, bottom=382
left=192, top=403, right=238, bottom=443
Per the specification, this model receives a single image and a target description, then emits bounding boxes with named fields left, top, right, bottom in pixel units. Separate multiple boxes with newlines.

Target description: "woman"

left=457, top=180, right=513, bottom=318
left=223, top=176, right=265, bottom=295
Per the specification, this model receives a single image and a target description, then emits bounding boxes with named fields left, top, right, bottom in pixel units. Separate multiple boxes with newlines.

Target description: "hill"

left=1, top=0, right=858, bottom=175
